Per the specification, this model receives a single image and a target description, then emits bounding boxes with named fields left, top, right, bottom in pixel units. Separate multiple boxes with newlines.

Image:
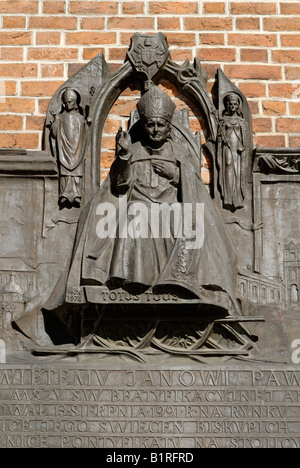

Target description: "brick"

left=101, top=151, right=115, bottom=169
left=228, top=34, right=277, bottom=47
left=201, top=169, right=211, bottom=185
left=81, top=18, right=105, bottom=30
left=22, top=81, right=65, bottom=97
left=170, top=49, right=193, bottom=62
left=110, top=99, right=139, bottom=117
left=273, top=50, right=300, bottom=64
left=202, top=63, right=221, bottom=79
left=70, top=2, right=118, bottom=15
left=0, top=82, right=18, bottom=97
left=238, top=82, right=266, bottom=98
left=277, top=118, right=300, bottom=132
left=231, top=2, right=277, bottom=15
left=41, top=64, right=64, bottom=77
left=206, top=81, right=218, bottom=98
left=159, top=81, right=180, bottom=98
left=253, top=118, right=272, bottom=133
left=0, top=64, right=37, bottom=78
left=236, top=18, right=260, bottom=30
left=66, top=32, right=116, bottom=45
left=157, top=17, right=181, bottom=30
left=68, top=63, right=84, bottom=78
left=83, top=48, right=105, bottom=61
left=28, top=48, right=78, bottom=61
left=248, top=101, right=259, bottom=115
left=104, top=119, right=122, bottom=134
left=0, top=47, right=23, bottom=61
left=122, top=87, right=141, bottom=97
left=175, top=97, right=202, bottom=117
left=26, top=116, right=45, bottom=131
left=100, top=168, right=110, bottom=182
left=203, top=2, right=225, bottom=14
left=122, top=2, right=145, bottom=14
left=38, top=99, right=51, bottom=114
left=263, top=101, right=287, bottom=116
left=108, top=17, right=154, bottom=30
left=224, top=65, right=282, bottom=80
left=43, top=1, right=66, bottom=14
left=264, top=18, right=300, bottom=31
left=281, top=3, right=300, bottom=15
left=289, top=102, right=300, bottom=115
left=36, top=32, right=61, bottom=45
left=269, top=83, right=296, bottom=98
left=189, top=118, right=202, bottom=133
left=197, top=48, right=236, bottom=62
left=2, top=16, right=26, bottom=29
left=0, top=133, right=40, bottom=149
left=200, top=33, right=225, bottom=45
left=0, top=98, right=35, bottom=113
left=120, top=33, right=135, bottom=45
left=254, top=135, right=286, bottom=147
left=285, top=67, right=300, bottom=80
left=108, top=48, right=127, bottom=62
left=281, top=35, right=300, bottom=47
left=0, top=115, right=23, bottom=130
left=201, top=135, right=207, bottom=146
left=29, top=17, right=77, bottom=30
left=289, top=136, right=300, bottom=147
left=164, top=33, right=196, bottom=47
left=149, top=2, right=198, bottom=14
left=241, top=49, right=268, bottom=62
left=185, top=17, right=232, bottom=30
left=108, top=61, right=126, bottom=73
left=0, top=32, right=31, bottom=46
left=101, top=135, right=117, bottom=151
left=203, top=153, right=212, bottom=170
left=0, top=1, right=38, bottom=14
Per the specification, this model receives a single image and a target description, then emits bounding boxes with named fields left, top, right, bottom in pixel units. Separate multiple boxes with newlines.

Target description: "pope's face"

left=143, top=117, right=170, bottom=148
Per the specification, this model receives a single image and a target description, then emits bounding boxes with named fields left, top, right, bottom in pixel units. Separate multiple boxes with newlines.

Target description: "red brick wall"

left=0, top=1, right=299, bottom=181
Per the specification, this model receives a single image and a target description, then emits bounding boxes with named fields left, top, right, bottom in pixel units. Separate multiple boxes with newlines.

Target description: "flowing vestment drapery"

left=67, top=139, right=240, bottom=314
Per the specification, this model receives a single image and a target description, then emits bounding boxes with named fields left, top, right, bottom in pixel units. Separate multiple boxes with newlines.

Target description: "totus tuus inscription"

left=1, top=366, right=300, bottom=448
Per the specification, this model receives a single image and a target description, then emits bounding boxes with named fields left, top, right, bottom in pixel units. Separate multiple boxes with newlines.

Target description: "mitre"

left=137, top=86, right=176, bottom=122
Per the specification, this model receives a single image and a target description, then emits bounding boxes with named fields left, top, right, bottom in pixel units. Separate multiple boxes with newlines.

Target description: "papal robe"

left=67, top=139, right=240, bottom=315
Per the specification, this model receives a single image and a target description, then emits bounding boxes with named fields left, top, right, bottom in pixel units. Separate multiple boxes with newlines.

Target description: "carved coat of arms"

left=127, top=32, right=169, bottom=80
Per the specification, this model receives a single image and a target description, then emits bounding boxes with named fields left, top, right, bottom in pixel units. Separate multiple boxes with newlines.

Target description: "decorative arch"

left=89, top=34, right=219, bottom=196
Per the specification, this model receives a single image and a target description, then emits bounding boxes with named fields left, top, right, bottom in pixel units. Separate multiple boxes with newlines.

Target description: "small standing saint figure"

left=51, top=88, right=87, bottom=207
left=217, top=93, right=249, bottom=211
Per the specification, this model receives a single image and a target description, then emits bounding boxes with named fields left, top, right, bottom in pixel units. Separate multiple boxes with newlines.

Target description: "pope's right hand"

left=116, top=127, right=131, bottom=155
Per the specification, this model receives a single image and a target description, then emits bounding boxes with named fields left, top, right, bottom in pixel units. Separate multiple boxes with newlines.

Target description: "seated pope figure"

left=67, top=85, right=239, bottom=315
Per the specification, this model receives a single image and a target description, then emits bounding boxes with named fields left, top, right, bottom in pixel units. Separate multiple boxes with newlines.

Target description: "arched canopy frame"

left=89, top=56, right=218, bottom=194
